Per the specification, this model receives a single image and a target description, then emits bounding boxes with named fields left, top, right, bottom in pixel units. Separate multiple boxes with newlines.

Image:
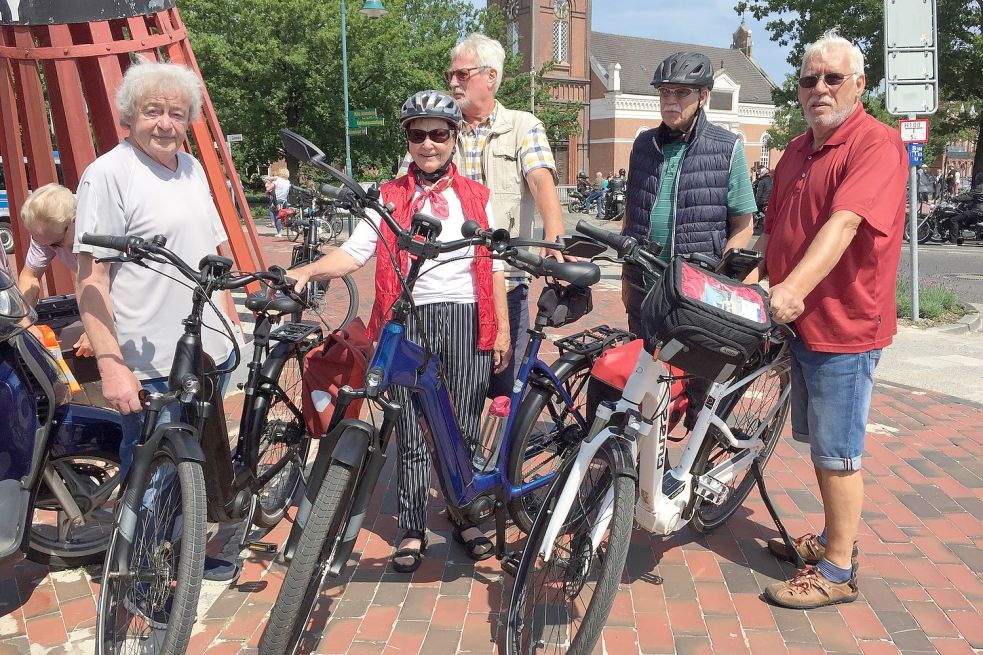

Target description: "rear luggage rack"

left=554, top=325, right=634, bottom=361
left=271, top=321, right=323, bottom=346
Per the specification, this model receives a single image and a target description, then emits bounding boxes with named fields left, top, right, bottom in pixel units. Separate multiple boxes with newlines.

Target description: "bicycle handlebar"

left=573, top=220, right=667, bottom=277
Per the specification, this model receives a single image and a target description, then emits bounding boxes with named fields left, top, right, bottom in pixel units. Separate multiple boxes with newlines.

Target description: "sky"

left=468, top=1, right=795, bottom=85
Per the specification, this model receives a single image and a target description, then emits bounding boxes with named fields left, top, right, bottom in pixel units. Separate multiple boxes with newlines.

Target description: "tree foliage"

left=182, top=0, right=579, bottom=187
left=737, top=0, right=983, bottom=182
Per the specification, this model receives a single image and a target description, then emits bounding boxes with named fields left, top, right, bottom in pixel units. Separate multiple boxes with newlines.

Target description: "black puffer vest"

left=623, top=110, right=738, bottom=286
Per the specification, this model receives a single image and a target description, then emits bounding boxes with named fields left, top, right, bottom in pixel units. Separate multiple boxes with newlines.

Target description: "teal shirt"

left=647, top=140, right=758, bottom=281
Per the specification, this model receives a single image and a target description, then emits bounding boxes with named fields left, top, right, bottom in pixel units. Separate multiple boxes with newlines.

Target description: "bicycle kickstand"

left=750, top=460, right=806, bottom=570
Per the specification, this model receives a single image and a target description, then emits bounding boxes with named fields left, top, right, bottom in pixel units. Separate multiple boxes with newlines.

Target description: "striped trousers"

left=387, top=302, right=492, bottom=533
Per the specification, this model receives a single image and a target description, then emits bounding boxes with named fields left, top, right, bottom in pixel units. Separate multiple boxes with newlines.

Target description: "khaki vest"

left=455, top=104, right=545, bottom=284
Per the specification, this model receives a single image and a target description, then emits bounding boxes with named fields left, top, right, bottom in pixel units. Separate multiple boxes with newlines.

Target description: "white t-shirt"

left=341, top=184, right=502, bottom=306
left=74, top=140, right=234, bottom=380
left=273, top=177, right=291, bottom=204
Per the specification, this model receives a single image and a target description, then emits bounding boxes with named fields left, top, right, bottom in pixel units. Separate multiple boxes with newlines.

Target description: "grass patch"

left=896, top=278, right=966, bottom=322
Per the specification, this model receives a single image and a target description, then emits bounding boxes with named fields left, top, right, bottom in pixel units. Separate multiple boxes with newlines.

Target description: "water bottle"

left=473, top=396, right=511, bottom=470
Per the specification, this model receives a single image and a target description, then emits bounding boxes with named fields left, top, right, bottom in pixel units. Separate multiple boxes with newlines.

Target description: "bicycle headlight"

left=0, top=268, right=36, bottom=339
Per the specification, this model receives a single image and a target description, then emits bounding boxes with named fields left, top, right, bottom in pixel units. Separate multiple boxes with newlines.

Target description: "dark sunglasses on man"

left=797, top=72, right=856, bottom=89
left=443, top=66, right=488, bottom=85
left=406, top=128, right=455, bottom=144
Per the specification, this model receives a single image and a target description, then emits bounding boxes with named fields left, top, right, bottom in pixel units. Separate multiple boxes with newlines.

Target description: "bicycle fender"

left=259, top=341, right=298, bottom=383
left=329, top=422, right=373, bottom=469
left=158, top=424, right=206, bottom=464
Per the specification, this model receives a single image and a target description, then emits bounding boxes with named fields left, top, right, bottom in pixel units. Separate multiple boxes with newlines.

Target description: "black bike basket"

left=641, top=255, right=771, bottom=382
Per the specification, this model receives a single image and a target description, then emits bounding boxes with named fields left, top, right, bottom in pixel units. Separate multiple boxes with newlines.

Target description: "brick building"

left=489, top=0, right=781, bottom=183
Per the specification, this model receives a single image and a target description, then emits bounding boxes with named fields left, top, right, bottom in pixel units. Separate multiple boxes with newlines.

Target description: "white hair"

left=801, top=29, right=865, bottom=76
left=451, top=33, right=505, bottom=92
left=115, top=59, right=203, bottom=128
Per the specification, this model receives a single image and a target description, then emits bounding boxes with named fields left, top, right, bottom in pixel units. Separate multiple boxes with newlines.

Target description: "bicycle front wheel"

left=252, top=344, right=312, bottom=529
left=97, top=450, right=206, bottom=655
left=508, top=440, right=635, bottom=655
left=689, top=354, right=791, bottom=533
left=507, top=356, right=592, bottom=534
left=291, top=273, right=358, bottom=331
left=258, top=461, right=356, bottom=655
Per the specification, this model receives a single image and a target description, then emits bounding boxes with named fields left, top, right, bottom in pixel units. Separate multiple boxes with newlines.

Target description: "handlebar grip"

left=320, top=184, right=353, bottom=201
left=574, top=220, right=632, bottom=255
left=78, top=233, right=138, bottom=252
left=461, top=220, right=482, bottom=238
left=512, top=247, right=543, bottom=268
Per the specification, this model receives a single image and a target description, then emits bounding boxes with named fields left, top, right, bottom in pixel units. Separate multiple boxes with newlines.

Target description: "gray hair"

left=451, top=33, right=505, bottom=92
left=115, top=59, right=203, bottom=128
left=801, top=29, right=865, bottom=76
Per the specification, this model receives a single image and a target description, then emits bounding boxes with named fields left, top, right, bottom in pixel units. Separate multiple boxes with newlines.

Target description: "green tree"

left=737, top=0, right=983, bottom=184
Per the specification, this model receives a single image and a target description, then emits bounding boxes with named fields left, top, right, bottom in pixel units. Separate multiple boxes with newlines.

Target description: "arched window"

left=552, top=0, right=569, bottom=63
left=760, top=133, right=771, bottom=169
left=507, top=21, right=519, bottom=57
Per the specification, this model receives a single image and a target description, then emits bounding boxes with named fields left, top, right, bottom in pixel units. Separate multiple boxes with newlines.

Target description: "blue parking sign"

left=906, top=142, right=924, bottom=166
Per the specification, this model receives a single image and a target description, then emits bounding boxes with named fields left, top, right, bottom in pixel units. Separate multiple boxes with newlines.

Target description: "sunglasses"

left=443, top=66, right=488, bottom=84
left=797, top=72, right=856, bottom=89
left=406, top=128, right=455, bottom=144
left=655, top=86, right=697, bottom=99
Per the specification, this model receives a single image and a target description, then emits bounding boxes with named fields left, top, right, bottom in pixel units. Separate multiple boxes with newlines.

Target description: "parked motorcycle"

left=601, top=181, right=626, bottom=221
left=905, top=197, right=983, bottom=245
left=568, top=186, right=590, bottom=214
left=0, top=276, right=124, bottom=569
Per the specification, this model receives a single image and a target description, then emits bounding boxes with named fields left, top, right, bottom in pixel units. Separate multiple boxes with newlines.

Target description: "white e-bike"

left=507, top=223, right=794, bottom=655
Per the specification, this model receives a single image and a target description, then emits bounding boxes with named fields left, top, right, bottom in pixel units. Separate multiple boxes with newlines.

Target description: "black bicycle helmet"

left=399, top=90, right=462, bottom=129
left=651, top=52, right=715, bottom=90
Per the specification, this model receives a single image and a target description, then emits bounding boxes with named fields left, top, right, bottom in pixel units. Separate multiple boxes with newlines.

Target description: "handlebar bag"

left=641, top=255, right=771, bottom=382
left=302, top=317, right=373, bottom=438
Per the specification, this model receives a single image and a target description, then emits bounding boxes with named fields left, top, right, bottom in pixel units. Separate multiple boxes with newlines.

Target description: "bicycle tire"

left=506, top=356, right=592, bottom=534
left=904, top=215, right=933, bottom=244
left=287, top=223, right=302, bottom=242
left=689, top=355, right=791, bottom=533
left=97, top=450, right=206, bottom=655
left=258, top=461, right=355, bottom=655
left=251, top=345, right=312, bottom=529
left=291, top=272, right=359, bottom=331
left=27, top=452, right=122, bottom=568
left=507, top=440, right=635, bottom=655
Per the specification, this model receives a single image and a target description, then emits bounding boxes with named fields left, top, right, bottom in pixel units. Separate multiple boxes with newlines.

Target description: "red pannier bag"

left=301, top=317, right=373, bottom=438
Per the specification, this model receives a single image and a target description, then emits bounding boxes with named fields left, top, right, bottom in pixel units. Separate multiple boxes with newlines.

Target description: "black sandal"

left=452, top=522, right=493, bottom=562
left=391, top=529, right=428, bottom=573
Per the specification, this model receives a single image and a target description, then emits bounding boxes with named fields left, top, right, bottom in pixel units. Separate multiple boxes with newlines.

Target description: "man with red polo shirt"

left=746, top=31, right=907, bottom=609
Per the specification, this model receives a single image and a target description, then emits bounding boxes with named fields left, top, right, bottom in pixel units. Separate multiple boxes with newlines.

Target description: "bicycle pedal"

left=694, top=474, right=730, bottom=506
left=245, top=541, right=279, bottom=554
left=500, top=551, right=521, bottom=577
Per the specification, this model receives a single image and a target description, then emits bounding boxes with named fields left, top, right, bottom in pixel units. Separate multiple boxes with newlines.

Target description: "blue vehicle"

left=0, top=266, right=124, bottom=568
left=258, top=130, right=623, bottom=654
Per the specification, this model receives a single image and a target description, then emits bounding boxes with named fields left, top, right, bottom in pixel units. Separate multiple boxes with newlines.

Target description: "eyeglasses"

left=797, top=72, right=856, bottom=89
left=443, top=66, right=489, bottom=84
left=655, top=86, right=697, bottom=99
left=406, top=128, right=455, bottom=144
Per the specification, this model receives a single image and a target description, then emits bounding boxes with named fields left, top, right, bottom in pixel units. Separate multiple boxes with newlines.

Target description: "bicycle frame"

left=539, top=343, right=791, bottom=562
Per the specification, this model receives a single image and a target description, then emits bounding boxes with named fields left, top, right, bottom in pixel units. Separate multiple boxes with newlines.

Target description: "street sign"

left=899, top=119, right=929, bottom=143
left=348, top=109, right=377, bottom=119
left=348, top=116, right=385, bottom=129
left=884, top=0, right=939, bottom=115
left=226, top=133, right=243, bottom=143
left=906, top=142, right=924, bottom=166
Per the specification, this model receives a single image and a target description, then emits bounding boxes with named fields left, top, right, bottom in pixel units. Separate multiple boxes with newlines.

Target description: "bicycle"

left=283, top=186, right=344, bottom=244
left=287, top=200, right=359, bottom=328
left=507, top=222, right=795, bottom=654
left=81, top=233, right=320, bottom=654
left=257, top=129, right=633, bottom=655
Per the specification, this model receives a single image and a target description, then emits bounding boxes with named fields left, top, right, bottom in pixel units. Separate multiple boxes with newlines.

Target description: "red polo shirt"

left=764, top=105, right=908, bottom=353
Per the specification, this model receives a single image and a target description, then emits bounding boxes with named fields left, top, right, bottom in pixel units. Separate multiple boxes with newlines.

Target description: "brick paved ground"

left=2, top=226, right=982, bottom=654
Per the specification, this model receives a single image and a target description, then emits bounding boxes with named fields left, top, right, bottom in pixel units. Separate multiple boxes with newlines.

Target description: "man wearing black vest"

left=622, top=52, right=756, bottom=335
left=622, top=52, right=757, bottom=429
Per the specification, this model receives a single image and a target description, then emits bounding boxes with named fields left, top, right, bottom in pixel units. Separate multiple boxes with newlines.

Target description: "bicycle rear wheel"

left=97, top=450, right=206, bottom=655
left=689, top=354, right=791, bottom=533
left=291, top=272, right=358, bottom=331
left=508, top=440, right=634, bottom=655
left=252, top=345, right=312, bottom=529
left=258, top=461, right=356, bottom=655
left=506, top=357, right=592, bottom=534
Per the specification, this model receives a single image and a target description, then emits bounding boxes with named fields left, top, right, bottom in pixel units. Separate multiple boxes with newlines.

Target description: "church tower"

left=489, top=0, right=591, bottom=182
left=732, top=18, right=752, bottom=59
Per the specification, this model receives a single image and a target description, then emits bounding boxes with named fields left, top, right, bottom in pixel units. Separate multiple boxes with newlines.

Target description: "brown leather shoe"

left=763, top=566, right=859, bottom=609
left=767, top=533, right=859, bottom=566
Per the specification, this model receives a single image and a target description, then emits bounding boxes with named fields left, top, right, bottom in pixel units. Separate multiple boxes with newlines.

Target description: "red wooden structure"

left=0, top=5, right=266, bottom=296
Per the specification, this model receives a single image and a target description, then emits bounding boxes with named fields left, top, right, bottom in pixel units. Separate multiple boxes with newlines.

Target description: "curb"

left=939, top=302, right=983, bottom=334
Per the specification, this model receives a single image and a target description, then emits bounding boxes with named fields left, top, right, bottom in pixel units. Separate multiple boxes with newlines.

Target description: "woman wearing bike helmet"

left=291, top=90, right=509, bottom=572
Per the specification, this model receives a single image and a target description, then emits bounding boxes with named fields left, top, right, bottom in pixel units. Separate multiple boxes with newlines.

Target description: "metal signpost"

left=884, top=0, right=939, bottom=322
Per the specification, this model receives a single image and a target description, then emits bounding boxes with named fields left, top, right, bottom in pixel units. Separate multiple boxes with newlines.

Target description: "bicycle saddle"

left=542, top=259, right=601, bottom=287
left=246, top=292, right=303, bottom=316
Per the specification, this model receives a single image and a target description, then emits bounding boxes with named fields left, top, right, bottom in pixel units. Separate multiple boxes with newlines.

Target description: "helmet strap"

left=414, top=150, right=456, bottom=184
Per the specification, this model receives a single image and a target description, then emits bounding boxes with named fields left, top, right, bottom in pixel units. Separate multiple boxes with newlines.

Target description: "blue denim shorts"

left=789, top=338, right=881, bottom=471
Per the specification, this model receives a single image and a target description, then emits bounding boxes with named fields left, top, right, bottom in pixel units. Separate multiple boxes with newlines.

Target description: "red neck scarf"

left=407, top=162, right=455, bottom=218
